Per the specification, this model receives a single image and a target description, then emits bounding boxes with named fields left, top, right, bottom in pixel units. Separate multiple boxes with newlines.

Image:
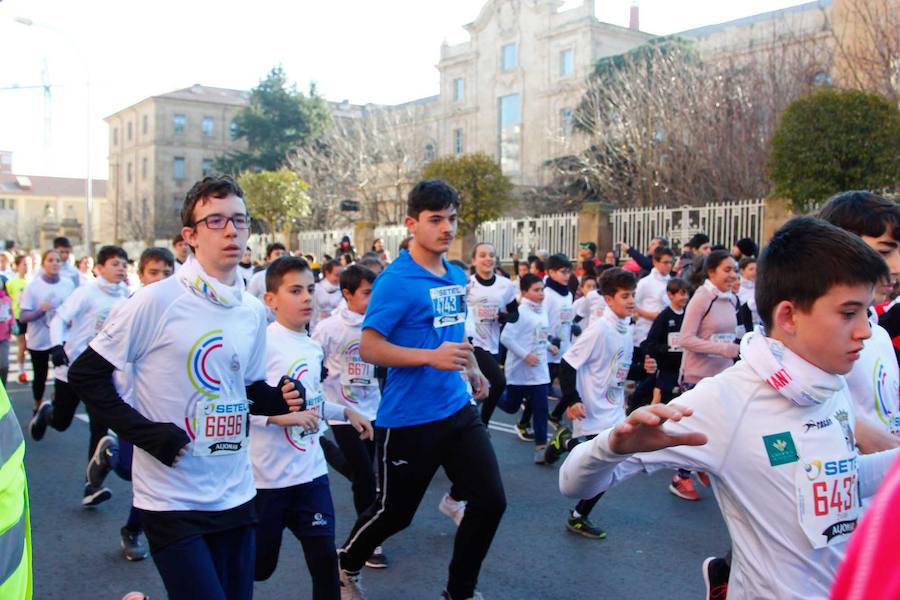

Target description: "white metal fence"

left=374, top=225, right=409, bottom=258
left=478, top=213, right=579, bottom=260
left=611, top=200, right=765, bottom=253
left=296, top=229, right=352, bottom=261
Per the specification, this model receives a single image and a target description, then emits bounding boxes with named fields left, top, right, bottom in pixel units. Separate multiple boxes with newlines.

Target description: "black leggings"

left=473, top=348, right=506, bottom=426
left=29, top=349, right=50, bottom=404
left=339, top=404, right=506, bottom=600
left=52, top=379, right=109, bottom=460
left=331, top=423, right=377, bottom=516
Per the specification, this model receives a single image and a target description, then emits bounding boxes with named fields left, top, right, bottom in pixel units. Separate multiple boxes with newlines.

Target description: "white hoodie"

left=559, top=334, right=899, bottom=600
left=500, top=298, right=550, bottom=386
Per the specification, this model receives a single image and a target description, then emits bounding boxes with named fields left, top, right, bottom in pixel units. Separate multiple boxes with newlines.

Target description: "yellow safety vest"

left=0, top=385, right=31, bottom=599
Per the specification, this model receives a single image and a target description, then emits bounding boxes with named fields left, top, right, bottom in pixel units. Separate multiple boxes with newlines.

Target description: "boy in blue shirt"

left=337, top=180, right=506, bottom=600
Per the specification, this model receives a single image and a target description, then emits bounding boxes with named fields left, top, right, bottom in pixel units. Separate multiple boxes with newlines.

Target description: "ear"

left=341, top=288, right=352, bottom=303
left=771, top=300, right=798, bottom=337
left=263, top=291, right=277, bottom=311
left=181, top=226, right=197, bottom=250
left=403, top=215, right=416, bottom=234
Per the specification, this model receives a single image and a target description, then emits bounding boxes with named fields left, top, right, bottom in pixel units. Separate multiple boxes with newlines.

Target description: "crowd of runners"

left=6, top=174, right=900, bottom=600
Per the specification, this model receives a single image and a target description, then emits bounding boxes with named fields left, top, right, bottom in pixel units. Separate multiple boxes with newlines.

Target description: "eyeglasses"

left=193, top=214, right=251, bottom=230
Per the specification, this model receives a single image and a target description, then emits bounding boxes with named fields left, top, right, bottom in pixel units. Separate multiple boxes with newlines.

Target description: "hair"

left=652, top=246, right=674, bottom=262
left=580, top=275, right=597, bottom=288
left=181, top=175, right=245, bottom=227
left=322, top=259, right=340, bottom=275
left=653, top=236, right=670, bottom=248
left=687, top=233, right=710, bottom=250
left=371, top=238, right=383, bottom=250
left=546, top=253, right=572, bottom=271
left=138, top=247, right=175, bottom=273
left=599, top=267, right=636, bottom=297
left=51, top=236, right=71, bottom=250
left=96, top=245, right=128, bottom=265
left=265, top=242, right=286, bottom=259
left=265, top=255, right=311, bottom=293
left=666, top=277, right=688, bottom=295
left=172, top=233, right=185, bottom=246
left=471, top=242, right=496, bottom=259
left=341, top=253, right=354, bottom=265
left=520, top=273, right=542, bottom=292
left=739, top=256, right=757, bottom=271
left=596, top=263, right=614, bottom=273
left=703, top=249, right=735, bottom=277
left=340, top=264, right=377, bottom=295
left=818, top=191, right=900, bottom=241
left=756, top=216, right=889, bottom=330
left=399, top=236, right=413, bottom=252
left=529, top=258, right=545, bottom=272
left=357, top=256, right=384, bottom=272
left=407, top=179, right=460, bottom=219
left=449, top=259, right=469, bottom=271
left=13, top=255, right=26, bottom=268
left=735, top=237, right=759, bottom=258
left=41, top=249, right=59, bottom=265
left=580, top=260, right=597, bottom=279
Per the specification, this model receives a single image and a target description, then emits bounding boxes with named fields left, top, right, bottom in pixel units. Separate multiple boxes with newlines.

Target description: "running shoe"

left=438, top=493, right=466, bottom=526
left=703, top=556, right=730, bottom=600
left=364, top=546, right=388, bottom=569
left=17, top=372, right=27, bottom=384
left=29, top=402, right=52, bottom=441
left=697, top=471, right=712, bottom=488
left=534, top=446, right=547, bottom=465
left=87, top=435, right=116, bottom=489
left=565, top=511, right=606, bottom=539
left=544, top=426, right=572, bottom=465
left=669, top=474, right=700, bottom=501
left=339, top=568, right=367, bottom=600
left=547, top=414, right=562, bottom=430
left=514, top=423, right=534, bottom=442
left=82, top=483, right=112, bottom=508
left=120, top=527, right=149, bottom=561
left=439, top=591, right=484, bottom=600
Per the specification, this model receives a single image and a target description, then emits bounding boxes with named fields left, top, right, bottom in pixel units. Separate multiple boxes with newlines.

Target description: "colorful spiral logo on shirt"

left=873, top=358, right=897, bottom=426
left=287, top=358, right=310, bottom=382
left=187, top=329, right=225, bottom=399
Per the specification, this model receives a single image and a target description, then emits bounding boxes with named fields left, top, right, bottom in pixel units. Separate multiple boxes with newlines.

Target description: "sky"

left=0, top=0, right=816, bottom=180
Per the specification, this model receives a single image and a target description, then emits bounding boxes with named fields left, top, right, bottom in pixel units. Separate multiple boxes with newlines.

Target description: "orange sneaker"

left=669, top=474, right=700, bottom=501
left=697, top=471, right=711, bottom=487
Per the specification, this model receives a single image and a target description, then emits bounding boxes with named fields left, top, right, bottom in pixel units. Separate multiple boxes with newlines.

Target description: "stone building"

left=104, top=85, right=250, bottom=242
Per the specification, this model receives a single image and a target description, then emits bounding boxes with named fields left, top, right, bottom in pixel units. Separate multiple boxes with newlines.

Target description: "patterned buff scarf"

left=178, top=255, right=244, bottom=309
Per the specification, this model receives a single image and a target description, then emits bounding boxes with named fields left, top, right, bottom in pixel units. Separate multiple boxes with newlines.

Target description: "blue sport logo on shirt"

left=430, top=285, right=466, bottom=328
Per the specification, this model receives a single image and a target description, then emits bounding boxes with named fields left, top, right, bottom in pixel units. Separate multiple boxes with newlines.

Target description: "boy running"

left=644, top=278, right=689, bottom=406
left=559, top=217, right=900, bottom=600
left=336, top=179, right=504, bottom=600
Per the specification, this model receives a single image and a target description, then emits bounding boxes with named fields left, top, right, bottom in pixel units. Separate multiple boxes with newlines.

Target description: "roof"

left=0, top=173, right=106, bottom=198
left=678, top=0, right=832, bottom=38
left=154, top=84, right=250, bottom=107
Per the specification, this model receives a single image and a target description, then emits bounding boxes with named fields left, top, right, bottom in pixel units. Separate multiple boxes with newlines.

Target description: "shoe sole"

left=123, top=550, right=149, bottom=562
left=668, top=484, right=700, bottom=501
left=565, top=522, right=606, bottom=539
left=364, top=560, right=387, bottom=569
left=82, top=489, right=112, bottom=508
left=702, top=557, right=714, bottom=599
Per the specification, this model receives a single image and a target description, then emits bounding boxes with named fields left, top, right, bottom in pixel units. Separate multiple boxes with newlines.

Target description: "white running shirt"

left=544, top=284, right=574, bottom=365
left=467, top=274, right=517, bottom=355
left=633, top=269, right=669, bottom=346
left=20, top=276, right=75, bottom=351
left=500, top=299, right=551, bottom=386
left=845, top=322, right=900, bottom=436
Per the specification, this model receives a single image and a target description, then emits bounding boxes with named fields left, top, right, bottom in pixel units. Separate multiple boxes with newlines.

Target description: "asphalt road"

left=9, top=382, right=729, bottom=599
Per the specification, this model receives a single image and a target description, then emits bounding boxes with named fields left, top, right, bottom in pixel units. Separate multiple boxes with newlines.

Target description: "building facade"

left=105, top=85, right=250, bottom=241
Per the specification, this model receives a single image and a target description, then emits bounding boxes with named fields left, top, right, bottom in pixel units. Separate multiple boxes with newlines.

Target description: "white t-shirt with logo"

left=467, top=275, right=517, bottom=355
left=845, top=322, right=900, bottom=436
left=19, top=276, right=76, bottom=351
left=312, top=307, right=381, bottom=422
left=250, top=321, right=345, bottom=489
left=544, top=284, right=574, bottom=365
left=50, top=279, right=127, bottom=382
left=500, top=299, right=551, bottom=386
left=89, top=275, right=268, bottom=513
left=560, top=357, right=900, bottom=600
left=575, top=289, right=607, bottom=330
left=633, top=269, right=670, bottom=345
left=562, top=309, right=633, bottom=438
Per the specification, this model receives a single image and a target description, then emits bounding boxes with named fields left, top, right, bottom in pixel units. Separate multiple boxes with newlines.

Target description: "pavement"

left=9, top=381, right=729, bottom=599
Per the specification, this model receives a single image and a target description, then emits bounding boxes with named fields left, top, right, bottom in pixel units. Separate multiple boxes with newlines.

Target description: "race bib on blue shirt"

left=430, top=285, right=466, bottom=328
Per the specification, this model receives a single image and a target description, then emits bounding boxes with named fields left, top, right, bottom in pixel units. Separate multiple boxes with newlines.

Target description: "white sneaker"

left=339, top=568, right=366, bottom=600
left=438, top=493, right=466, bottom=527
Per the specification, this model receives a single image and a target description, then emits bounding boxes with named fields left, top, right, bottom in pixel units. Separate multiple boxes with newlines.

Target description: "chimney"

left=629, top=3, right=639, bottom=31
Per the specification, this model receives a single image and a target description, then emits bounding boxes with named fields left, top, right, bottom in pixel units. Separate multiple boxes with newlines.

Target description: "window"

left=501, top=43, right=517, bottom=71
left=142, top=157, right=148, bottom=180
left=112, top=128, right=119, bottom=145
left=173, top=156, right=186, bottom=180
left=230, top=119, right=239, bottom=139
left=424, top=144, right=435, bottom=162
left=560, top=107, right=574, bottom=136
left=7, top=199, right=13, bottom=210
left=126, top=201, right=133, bottom=222
left=498, top=94, right=521, bottom=174
left=173, top=114, right=186, bottom=134
left=142, top=114, right=148, bottom=135
left=202, top=116, right=214, bottom=137
left=0, top=199, right=5, bottom=209
left=560, top=48, right=574, bottom=78
left=142, top=198, right=149, bottom=219
left=453, top=129, right=463, bottom=155
left=453, top=78, right=465, bottom=102
left=126, top=162, right=133, bottom=184
left=202, top=159, right=213, bottom=176
left=127, top=122, right=133, bottom=141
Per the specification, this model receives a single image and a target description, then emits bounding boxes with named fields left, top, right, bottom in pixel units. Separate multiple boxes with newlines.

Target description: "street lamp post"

left=15, top=16, right=93, bottom=256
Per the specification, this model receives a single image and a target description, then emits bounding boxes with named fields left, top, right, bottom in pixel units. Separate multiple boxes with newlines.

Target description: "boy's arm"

left=359, top=328, right=471, bottom=371
left=858, top=447, right=900, bottom=499
left=643, top=314, right=669, bottom=360
left=499, top=319, right=530, bottom=359
left=558, top=359, right=580, bottom=405
left=855, top=417, right=900, bottom=453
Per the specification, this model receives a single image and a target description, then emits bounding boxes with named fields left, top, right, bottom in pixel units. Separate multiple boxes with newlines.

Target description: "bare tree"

left=832, top=0, right=900, bottom=102
left=290, top=102, right=437, bottom=228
